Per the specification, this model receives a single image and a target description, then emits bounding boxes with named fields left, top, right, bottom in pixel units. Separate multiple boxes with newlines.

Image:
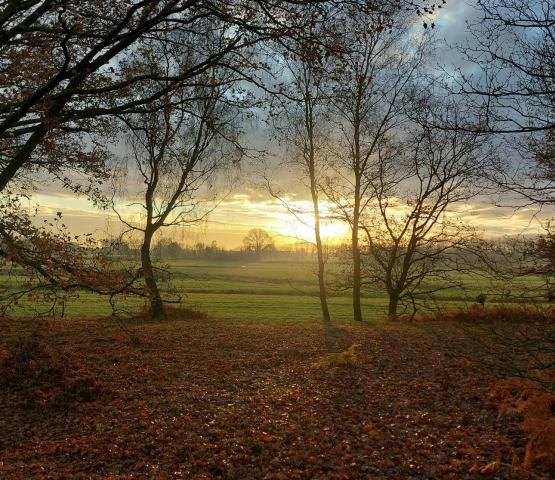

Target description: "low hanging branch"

left=0, top=199, right=147, bottom=316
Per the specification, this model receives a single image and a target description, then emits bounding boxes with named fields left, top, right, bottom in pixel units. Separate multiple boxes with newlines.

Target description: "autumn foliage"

left=423, top=304, right=555, bottom=324
left=0, top=315, right=545, bottom=479
left=419, top=305, right=555, bottom=474
left=312, top=343, right=361, bottom=372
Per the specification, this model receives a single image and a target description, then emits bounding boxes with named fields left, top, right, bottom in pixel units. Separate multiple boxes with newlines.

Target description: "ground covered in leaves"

left=0, top=314, right=546, bottom=479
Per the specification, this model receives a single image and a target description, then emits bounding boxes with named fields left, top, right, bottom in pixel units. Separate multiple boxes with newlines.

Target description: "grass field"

left=0, top=257, right=544, bottom=321
left=1, top=266, right=553, bottom=478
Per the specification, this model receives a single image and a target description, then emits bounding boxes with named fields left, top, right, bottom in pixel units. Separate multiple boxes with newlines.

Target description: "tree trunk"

left=352, top=101, right=363, bottom=322
left=303, top=75, right=331, bottom=323
left=313, top=200, right=331, bottom=322
left=388, top=293, right=399, bottom=318
left=141, top=229, right=165, bottom=318
left=352, top=210, right=363, bottom=322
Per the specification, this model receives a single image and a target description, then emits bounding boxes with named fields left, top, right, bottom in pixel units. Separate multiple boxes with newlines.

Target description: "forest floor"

left=0, top=313, right=548, bottom=479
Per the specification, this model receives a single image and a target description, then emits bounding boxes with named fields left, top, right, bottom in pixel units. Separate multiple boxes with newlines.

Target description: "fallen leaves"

left=490, top=377, right=555, bottom=472
left=363, top=420, right=381, bottom=439
left=0, top=316, right=545, bottom=479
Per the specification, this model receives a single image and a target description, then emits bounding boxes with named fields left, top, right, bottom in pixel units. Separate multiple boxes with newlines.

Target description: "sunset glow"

left=28, top=192, right=547, bottom=249
left=4, top=2, right=555, bottom=476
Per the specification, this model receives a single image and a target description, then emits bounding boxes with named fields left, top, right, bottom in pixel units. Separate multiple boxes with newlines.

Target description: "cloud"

left=27, top=186, right=550, bottom=250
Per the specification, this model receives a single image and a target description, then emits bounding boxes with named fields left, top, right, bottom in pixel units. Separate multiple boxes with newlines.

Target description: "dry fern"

left=313, top=343, right=362, bottom=372
left=490, top=378, right=555, bottom=471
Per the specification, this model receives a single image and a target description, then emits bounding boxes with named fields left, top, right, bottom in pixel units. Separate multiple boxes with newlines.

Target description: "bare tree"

left=456, top=0, right=555, bottom=135
left=0, top=0, right=459, bottom=307
left=242, top=228, right=275, bottom=255
left=358, top=117, right=490, bottom=318
left=450, top=0, right=555, bottom=205
left=0, top=0, right=342, bottom=300
left=267, top=21, right=336, bottom=321
left=113, top=61, right=244, bottom=317
left=464, top=225, right=555, bottom=305
left=324, top=7, right=430, bottom=321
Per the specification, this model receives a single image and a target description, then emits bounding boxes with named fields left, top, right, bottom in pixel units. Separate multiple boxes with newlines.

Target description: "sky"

left=29, top=190, right=547, bottom=249
left=26, top=1, right=553, bottom=249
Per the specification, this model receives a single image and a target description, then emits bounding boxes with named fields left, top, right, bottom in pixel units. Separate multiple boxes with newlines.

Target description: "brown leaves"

left=0, top=317, right=540, bottom=479
left=363, top=420, right=381, bottom=439
left=490, top=377, right=555, bottom=472
left=260, top=433, right=274, bottom=442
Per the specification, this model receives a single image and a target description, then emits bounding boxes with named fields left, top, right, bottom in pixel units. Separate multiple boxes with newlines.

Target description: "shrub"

left=427, top=304, right=555, bottom=324
left=134, top=304, right=210, bottom=322
left=313, top=343, right=362, bottom=372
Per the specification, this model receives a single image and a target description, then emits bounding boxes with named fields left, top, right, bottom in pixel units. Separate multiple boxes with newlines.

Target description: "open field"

left=1, top=314, right=546, bottom=479
left=0, top=258, right=542, bottom=321
left=1, top=263, right=553, bottom=479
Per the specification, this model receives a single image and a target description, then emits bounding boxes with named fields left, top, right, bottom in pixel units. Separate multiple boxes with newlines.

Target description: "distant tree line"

left=105, top=229, right=315, bottom=262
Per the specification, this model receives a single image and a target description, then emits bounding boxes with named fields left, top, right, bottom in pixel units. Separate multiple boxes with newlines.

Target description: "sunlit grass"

left=1, top=258, right=545, bottom=321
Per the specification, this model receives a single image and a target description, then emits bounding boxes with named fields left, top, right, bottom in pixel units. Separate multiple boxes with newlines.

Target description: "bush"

left=134, top=304, right=210, bottom=322
left=427, top=304, right=555, bottom=324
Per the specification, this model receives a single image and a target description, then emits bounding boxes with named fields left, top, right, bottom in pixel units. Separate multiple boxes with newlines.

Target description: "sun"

left=267, top=200, right=350, bottom=245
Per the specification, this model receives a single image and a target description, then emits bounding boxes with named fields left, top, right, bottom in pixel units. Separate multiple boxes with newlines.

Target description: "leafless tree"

left=0, top=0, right=335, bottom=300
left=463, top=225, right=555, bottom=305
left=266, top=18, right=337, bottom=322
left=358, top=117, right=491, bottom=318
left=113, top=60, right=244, bottom=317
left=450, top=0, right=555, bottom=205
left=242, top=228, right=275, bottom=255
left=323, top=7, right=430, bottom=321
left=456, top=0, right=554, bottom=135
left=0, top=0, right=458, bottom=307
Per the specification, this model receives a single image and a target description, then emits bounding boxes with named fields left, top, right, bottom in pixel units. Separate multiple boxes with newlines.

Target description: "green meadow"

left=2, top=257, right=541, bottom=321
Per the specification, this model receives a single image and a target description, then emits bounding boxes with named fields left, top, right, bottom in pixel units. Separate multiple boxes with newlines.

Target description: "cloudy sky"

left=28, top=1, right=551, bottom=248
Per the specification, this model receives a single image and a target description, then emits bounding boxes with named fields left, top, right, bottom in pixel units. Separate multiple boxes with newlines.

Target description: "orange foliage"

left=469, top=460, right=501, bottom=475
left=423, top=304, right=555, bottom=324
left=490, top=378, right=555, bottom=471
left=312, top=343, right=361, bottom=371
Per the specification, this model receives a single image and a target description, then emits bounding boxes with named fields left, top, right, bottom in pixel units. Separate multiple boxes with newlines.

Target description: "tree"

left=152, top=239, right=185, bottom=260
left=0, top=0, right=337, bottom=301
left=267, top=16, right=335, bottom=322
left=0, top=0, right=448, bottom=306
left=358, top=117, right=490, bottom=318
left=324, top=6, right=429, bottom=321
left=451, top=0, right=555, bottom=205
left=113, top=55, right=244, bottom=317
left=0, top=0, right=437, bottom=195
left=0, top=199, right=144, bottom=316
left=456, top=0, right=555, bottom=135
left=242, top=228, right=275, bottom=255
